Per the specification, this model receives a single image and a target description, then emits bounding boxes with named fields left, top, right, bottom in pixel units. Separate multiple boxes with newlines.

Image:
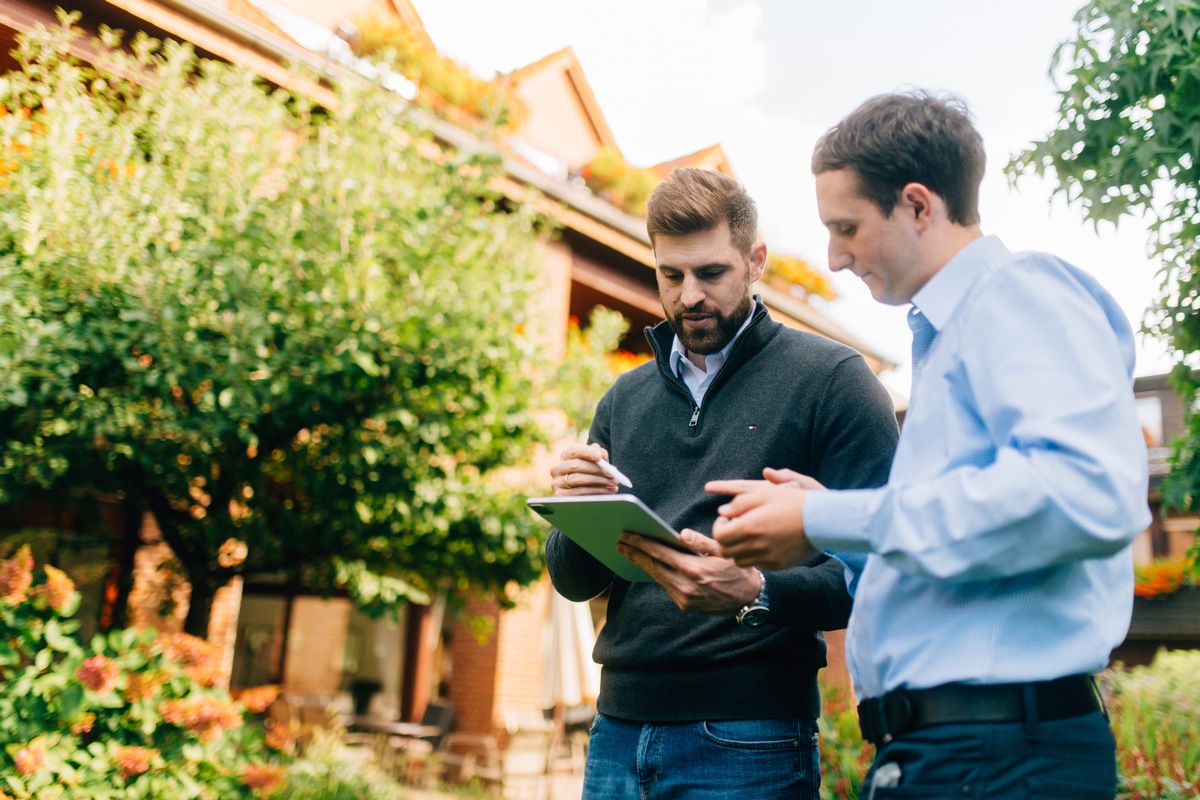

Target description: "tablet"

left=526, top=494, right=692, bottom=582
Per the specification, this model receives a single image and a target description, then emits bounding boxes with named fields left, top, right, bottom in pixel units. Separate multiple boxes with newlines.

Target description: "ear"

left=748, top=240, right=768, bottom=283
left=899, top=182, right=937, bottom=232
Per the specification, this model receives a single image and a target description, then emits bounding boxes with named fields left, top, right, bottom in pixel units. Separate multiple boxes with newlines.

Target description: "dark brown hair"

left=811, top=91, right=986, bottom=225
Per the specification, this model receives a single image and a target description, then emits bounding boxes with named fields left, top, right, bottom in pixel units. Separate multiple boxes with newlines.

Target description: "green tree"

left=1007, top=0, right=1200, bottom=556
left=0, top=18, right=549, bottom=636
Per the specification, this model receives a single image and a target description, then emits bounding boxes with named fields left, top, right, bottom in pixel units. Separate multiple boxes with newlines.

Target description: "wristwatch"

left=735, top=569, right=770, bottom=627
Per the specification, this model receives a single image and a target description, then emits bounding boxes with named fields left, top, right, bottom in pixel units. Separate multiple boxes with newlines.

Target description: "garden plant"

left=0, top=544, right=289, bottom=798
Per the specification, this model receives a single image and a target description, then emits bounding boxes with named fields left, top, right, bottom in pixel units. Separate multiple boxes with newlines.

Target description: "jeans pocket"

left=701, top=718, right=806, bottom=752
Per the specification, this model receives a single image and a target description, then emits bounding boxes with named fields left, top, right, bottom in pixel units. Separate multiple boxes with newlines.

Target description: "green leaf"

left=44, top=618, right=74, bottom=652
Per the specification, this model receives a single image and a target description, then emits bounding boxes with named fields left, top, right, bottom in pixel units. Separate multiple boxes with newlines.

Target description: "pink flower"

left=71, top=712, right=96, bottom=734
left=0, top=545, right=34, bottom=604
left=115, top=746, right=157, bottom=779
left=13, top=745, right=44, bottom=775
left=35, top=564, right=76, bottom=611
left=77, top=654, right=119, bottom=693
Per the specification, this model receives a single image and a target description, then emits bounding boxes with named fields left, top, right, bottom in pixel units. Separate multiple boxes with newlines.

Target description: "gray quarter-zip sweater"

left=546, top=300, right=899, bottom=721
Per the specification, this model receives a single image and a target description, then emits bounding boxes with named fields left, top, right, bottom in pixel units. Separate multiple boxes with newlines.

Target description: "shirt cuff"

left=804, top=489, right=879, bottom=553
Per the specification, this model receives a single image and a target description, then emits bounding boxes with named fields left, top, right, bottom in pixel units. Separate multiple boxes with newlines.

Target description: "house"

left=0, top=0, right=900, bottom=743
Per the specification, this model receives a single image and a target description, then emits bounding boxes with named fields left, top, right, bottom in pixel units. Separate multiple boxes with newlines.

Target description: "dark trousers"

left=863, top=710, right=1117, bottom=799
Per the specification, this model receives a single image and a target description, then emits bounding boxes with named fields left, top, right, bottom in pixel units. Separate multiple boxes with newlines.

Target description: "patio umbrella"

left=540, top=588, right=600, bottom=710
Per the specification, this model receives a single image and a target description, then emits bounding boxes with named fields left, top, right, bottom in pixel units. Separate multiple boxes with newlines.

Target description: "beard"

left=665, top=291, right=753, bottom=356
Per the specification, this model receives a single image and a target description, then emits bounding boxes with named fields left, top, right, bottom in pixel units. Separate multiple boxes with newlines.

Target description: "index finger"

left=705, top=479, right=768, bottom=496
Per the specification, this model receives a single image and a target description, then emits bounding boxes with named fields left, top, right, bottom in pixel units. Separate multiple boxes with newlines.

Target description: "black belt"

left=857, top=674, right=1101, bottom=746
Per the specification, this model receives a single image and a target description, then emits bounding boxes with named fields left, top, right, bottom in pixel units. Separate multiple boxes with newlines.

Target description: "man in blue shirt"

left=708, top=92, right=1150, bottom=799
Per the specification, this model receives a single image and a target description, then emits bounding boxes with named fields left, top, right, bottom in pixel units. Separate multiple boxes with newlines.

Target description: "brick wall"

left=494, top=579, right=551, bottom=722
left=446, top=594, right=501, bottom=735
left=445, top=580, right=555, bottom=739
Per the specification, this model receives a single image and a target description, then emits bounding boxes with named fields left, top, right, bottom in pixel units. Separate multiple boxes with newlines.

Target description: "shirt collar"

left=670, top=305, right=755, bottom=377
left=911, top=235, right=1009, bottom=331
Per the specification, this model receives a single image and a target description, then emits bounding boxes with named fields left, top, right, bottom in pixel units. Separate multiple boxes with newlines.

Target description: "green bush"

left=1111, top=649, right=1200, bottom=799
left=0, top=545, right=289, bottom=798
left=274, top=730, right=405, bottom=800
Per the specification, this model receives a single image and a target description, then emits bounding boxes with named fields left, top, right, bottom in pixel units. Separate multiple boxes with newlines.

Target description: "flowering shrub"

left=1111, top=650, right=1200, bottom=799
left=0, top=546, right=289, bottom=798
left=1134, top=556, right=1196, bottom=600
left=817, top=681, right=872, bottom=800
left=579, top=147, right=659, bottom=218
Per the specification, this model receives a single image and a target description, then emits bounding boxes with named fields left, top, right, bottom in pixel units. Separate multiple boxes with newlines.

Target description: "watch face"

left=739, top=606, right=769, bottom=627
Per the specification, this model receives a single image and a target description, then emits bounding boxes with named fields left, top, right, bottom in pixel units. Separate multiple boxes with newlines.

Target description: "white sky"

left=412, top=0, right=1174, bottom=392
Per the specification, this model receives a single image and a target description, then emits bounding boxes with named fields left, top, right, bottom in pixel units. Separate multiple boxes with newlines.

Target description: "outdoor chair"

left=415, top=711, right=554, bottom=799
left=383, top=699, right=456, bottom=781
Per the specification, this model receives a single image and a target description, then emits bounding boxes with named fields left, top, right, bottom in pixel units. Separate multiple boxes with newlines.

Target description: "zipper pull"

left=689, top=406, right=700, bottom=427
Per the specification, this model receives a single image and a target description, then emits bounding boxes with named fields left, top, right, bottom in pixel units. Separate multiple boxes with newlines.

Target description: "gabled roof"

left=502, top=46, right=620, bottom=168
left=652, top=144, right=736, bottom=178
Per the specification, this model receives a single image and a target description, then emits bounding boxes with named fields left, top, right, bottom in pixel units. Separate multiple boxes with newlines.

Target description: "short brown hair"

left=811, top=91, right=986, bottom=226
left=646, top=168, right=758, bottom=256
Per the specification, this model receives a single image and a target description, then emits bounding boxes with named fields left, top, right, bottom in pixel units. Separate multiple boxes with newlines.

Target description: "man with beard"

left=545, top=168, right=899, bottom=800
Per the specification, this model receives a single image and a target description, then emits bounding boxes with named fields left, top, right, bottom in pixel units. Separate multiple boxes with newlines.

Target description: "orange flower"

left=242, top=763, right=285, bottom=795
left=35, top=564, right=76, bottom=611
left=0, top=545, right=34, bottom=604
left=264, top=722, right=299, bottom=752
left=124, top=670, right=164, bottom=702
left=160, top=631, right=223, bottom=686
left=234, top=684, right=281, bottom=714
left=115, top=746, right=157, bottom=780
left=71, top=712, right=96, bottom=734
left=159, top=696, right=243, bottom=741
left=1134, top=556, right=1195, bottom=600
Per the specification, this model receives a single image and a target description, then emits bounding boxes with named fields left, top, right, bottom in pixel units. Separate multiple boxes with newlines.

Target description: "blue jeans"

left=581, top=712, right=821, bottom=800
left=863, top=711, right=1117, bottom=799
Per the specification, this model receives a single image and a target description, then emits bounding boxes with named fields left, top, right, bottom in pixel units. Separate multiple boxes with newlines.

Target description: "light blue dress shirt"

left=804, top=235, right=1150, bottom=699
